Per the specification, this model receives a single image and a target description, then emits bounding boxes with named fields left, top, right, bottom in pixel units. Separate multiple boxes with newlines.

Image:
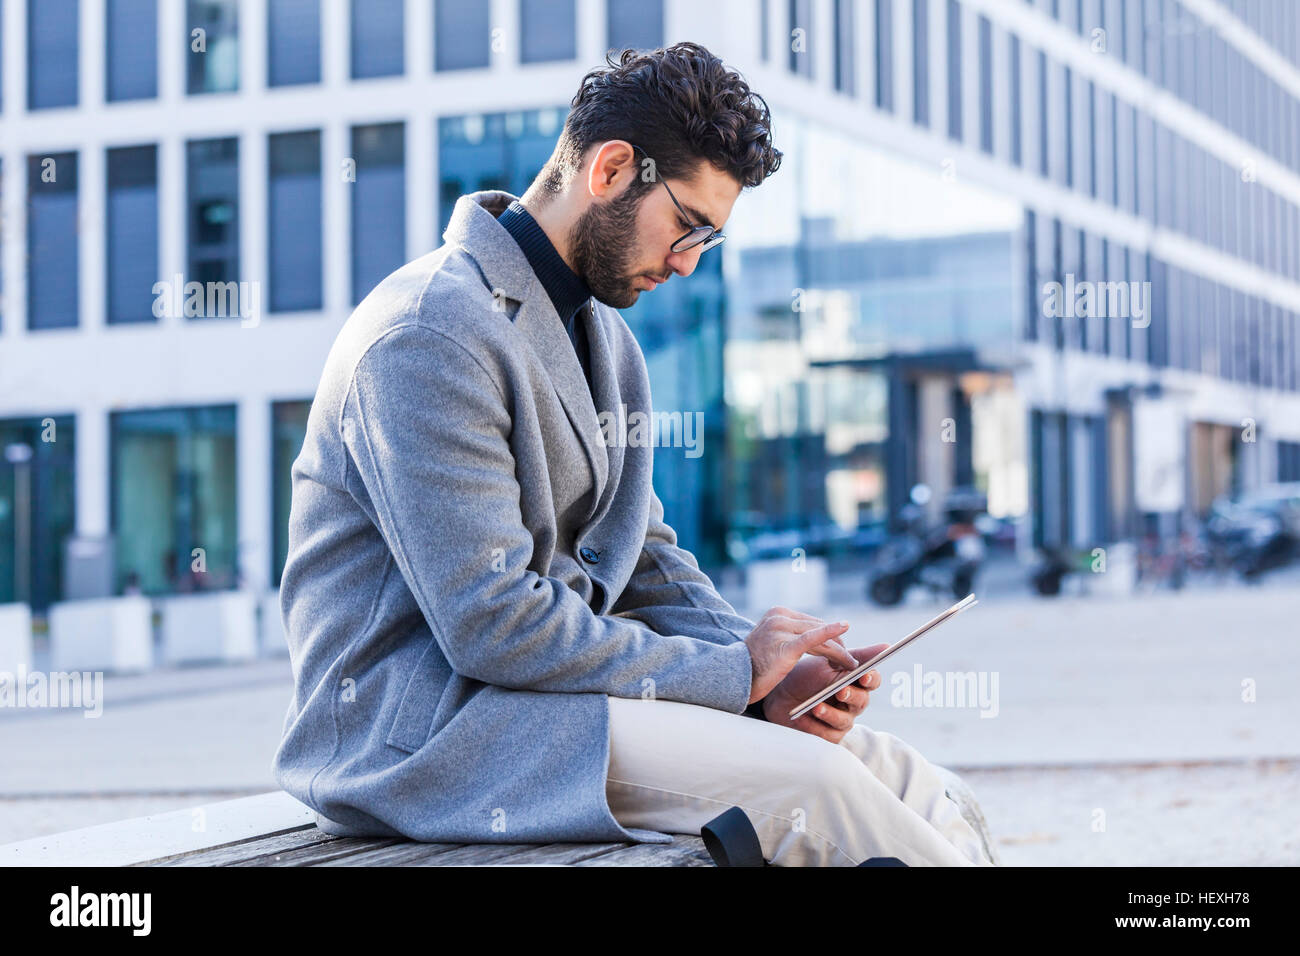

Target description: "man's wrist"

left=743, top=697, right=768, bottom=721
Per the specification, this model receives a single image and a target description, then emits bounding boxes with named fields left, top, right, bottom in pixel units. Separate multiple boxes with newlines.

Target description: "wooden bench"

left=0, top=791, right=713, bottom=867
left=0, top=768, right=998, bottom=867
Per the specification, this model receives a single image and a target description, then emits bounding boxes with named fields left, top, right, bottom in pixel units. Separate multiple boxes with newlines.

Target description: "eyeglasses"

left=629, top=144, right=726, bottom=254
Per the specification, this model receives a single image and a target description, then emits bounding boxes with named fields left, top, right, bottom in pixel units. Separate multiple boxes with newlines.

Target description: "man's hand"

left=759, top=644, right=891, bottom=744
left=744, top=607, right=859, bottom=704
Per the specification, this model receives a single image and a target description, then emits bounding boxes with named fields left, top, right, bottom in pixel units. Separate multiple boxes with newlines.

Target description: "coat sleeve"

left=342, top=324, right=753, bottom=712
left=608, top=487, right=759, bottom=648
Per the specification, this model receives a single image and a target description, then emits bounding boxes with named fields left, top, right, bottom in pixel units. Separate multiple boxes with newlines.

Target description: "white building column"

left=243, top=0, right=268, bottom=93
left=1, top=144, right=27, bottom=342
left=75, top=406, right=110, bottom=538
left=322, top=0, right=350, bottom=89
left=1, top=0, right=26, bottom=341
left=241, top=127, right=268, bottom=325
left=928, top=0, right=948, bottom=137
left=158, top=0, right=185, bottom=104
left=79, top=141, right=106, bottom=334
left=408, top=110, right=435, bottom=259
left=323, top=119, right=350, bottom=320
left=407, top=0, right=432, bottom=78
left=237, top=396, right=271, bottom=592
left=82, top=0, right=106, bottom=110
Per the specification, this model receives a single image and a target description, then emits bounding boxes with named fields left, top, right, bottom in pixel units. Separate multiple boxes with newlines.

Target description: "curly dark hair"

left=538, top=41, right=782, bottom=198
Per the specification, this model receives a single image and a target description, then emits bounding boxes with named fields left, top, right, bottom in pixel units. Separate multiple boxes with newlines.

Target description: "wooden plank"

left=229, top=836, right=406, bottom=867
left=155, top=827, right=342, bottom=866
left=314, top=840, right=527, bottom=866
left=573, top=837, right=714, bottom=867
left=485, top=842, right=633, bottom=865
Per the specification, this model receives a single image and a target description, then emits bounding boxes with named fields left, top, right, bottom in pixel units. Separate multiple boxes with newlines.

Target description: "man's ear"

left=586, top=141, right=637, bottom=199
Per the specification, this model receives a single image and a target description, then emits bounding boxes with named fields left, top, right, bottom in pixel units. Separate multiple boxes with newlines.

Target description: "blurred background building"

left=1, top=0, right=1299, bottom=610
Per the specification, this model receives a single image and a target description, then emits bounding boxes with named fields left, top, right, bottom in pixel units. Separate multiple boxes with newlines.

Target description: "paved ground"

left=2, top=569, right=1297, bottom=864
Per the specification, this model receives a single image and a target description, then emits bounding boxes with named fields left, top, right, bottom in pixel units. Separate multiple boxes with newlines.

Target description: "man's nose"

left=665, top=246, right=703, bottom=278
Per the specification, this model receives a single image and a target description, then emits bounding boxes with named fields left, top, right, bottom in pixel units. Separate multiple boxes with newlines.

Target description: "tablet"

left=787, top=593, right=979, bottom=721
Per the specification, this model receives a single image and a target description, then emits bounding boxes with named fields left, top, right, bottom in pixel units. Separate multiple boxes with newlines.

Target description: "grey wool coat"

left=273, top=189, right=761, bottom=845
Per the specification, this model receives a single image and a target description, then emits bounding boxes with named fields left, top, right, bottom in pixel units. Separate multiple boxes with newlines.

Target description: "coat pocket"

left=385, top=640, right=442, bottom=754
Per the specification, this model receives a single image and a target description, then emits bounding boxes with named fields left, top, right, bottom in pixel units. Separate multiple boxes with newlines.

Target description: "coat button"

left=579, top=547, right=600, bottom=564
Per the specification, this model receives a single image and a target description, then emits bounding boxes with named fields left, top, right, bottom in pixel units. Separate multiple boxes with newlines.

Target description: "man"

left=274, top=42, right=991, bottom=866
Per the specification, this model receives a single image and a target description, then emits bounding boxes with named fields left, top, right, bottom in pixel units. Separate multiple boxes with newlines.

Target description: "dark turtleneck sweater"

left=496, top=200, right=594, bottom=391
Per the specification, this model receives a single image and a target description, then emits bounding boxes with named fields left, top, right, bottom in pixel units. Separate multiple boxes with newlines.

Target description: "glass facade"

left=435, top=0, right=491, bottom=71
left=187, top=0, right=239, bottom=95
left=351, top=0, right=404, bottom=78
left=27, top=152, right=79, bottom=330
left=268, top=130, right=323, bottom=312
left=438, top=109, right=566, bottom=234
left=27, top=0, right=79, bottom=109
left=186, top=137, right=240, bottom=295
left=106, top=0, right=158, bottom=102
left=351, top=123, right=406, bottom=305
left=722, top=108, right=1026, bottom=549
left=268, top=0, right=321, bottom=87
left=107, top=145, right=159, bottom=325
left=607, top=0, right=663, bottom=54
left=111, top=406, right=238, bottom=594
left=0, top=417, right=75, bottom=611
left=520, top=0, right=576, bottom=64
left=272, top=400, right=312, bottom=585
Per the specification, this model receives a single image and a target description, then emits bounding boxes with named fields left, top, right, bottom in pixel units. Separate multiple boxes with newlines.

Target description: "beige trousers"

left=605, top=695, right=993, bottom=867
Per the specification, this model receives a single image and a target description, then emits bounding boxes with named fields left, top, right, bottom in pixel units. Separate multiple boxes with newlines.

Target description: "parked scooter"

left=866, top=485, right=987, bottom=606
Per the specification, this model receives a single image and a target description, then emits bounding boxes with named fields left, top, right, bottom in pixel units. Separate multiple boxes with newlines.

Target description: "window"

left=438, top=109, right=566, bottom=235
left=268, top=0, right=321, bottom=86
left=607, top=0, right=663, bottom=54
left=1037, top=52, right=1048, bottom=178
left=978, top=16, right=992, bottom=153
left=833, top=0, right=855, bottom=94
left=520, top=0, right=576, bottom=63
left=351, top=123, right=406, bottom=305
left=875, top=0, right=893, bottom=111
left=186, top=138, right=240, bottom=301
left=27, top=152, right=79, bottom=329
left=0, top=416, right=76, bottom=611
left=111, top=406, right=238, bottom=595
left=107, top=0, right=158, bottom=101
left=1062, top=66, right=1073, bottom=187
left=352, top=0, right=404, bottom=78
left=1009, top=33, right=1022, bottom=165
left=912, top=0, right=929, bottom=126
left=187, top=0, right=239, bottom=94
left=436, top=0, right=491, bottom=70
left=788, top=0, right=812, bottom=77
left=107, top=145, right=159, bottom=324
left=28, top=0, right=79, bottom=109
left=268, top=131, right=323, bottom=312
left=272, top=400, right=313, bottom=585
left=946, top=0, right=962, bottom=141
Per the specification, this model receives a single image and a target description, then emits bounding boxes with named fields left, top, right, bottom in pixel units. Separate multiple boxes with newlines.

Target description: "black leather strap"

left=700, top=806, right=767, bottom=867
left=701, top=805, right=911, bottom=867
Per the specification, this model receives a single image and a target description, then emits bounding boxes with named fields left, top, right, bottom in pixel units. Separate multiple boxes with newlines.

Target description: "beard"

left=567, top=185, right=650, bottom=309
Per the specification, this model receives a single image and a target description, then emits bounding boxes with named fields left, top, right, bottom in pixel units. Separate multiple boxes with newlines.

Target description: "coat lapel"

left=513, top=296, right=610, bottom=513
left=446, top=190, right=611, bottom=518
